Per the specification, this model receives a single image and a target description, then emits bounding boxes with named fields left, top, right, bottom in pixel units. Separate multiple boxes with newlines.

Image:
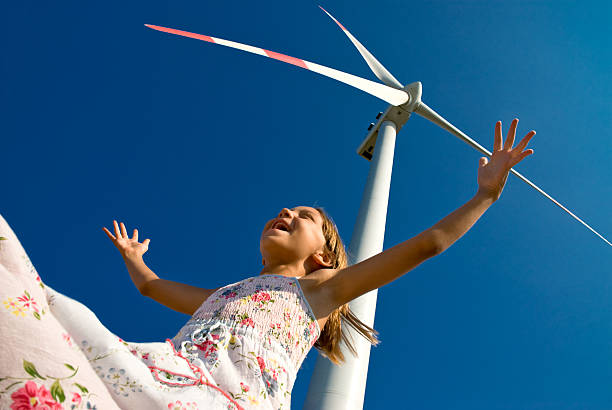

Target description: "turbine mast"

left=304, top=120, right=399, bottom=409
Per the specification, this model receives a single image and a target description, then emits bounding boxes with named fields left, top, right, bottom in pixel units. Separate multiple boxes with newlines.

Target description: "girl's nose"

left=279, top=208, right=294, bottom=218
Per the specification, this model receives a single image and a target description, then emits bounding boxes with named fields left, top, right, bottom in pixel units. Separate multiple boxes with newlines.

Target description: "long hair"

left=311, top=206, right=380, bottom=365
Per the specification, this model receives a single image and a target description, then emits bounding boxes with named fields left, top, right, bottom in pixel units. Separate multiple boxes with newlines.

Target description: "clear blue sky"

left=2, top=1, right=611, bottom=408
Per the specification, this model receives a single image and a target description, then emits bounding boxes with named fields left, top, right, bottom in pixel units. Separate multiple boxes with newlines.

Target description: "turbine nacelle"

left=357, top=82, right=421, bottom=160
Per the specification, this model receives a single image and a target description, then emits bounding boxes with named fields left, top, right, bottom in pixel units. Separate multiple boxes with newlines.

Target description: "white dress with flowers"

left=44, top=274, right=321, bottom=410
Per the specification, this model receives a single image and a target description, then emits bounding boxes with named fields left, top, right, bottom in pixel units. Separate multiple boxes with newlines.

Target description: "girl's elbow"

left=422, top=229, right=445, bottom=257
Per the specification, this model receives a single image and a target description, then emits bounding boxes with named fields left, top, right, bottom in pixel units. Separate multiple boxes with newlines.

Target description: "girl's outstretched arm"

left=103, top=220, right=219, bottom=316
left=323, top=118, right=535, bottom=308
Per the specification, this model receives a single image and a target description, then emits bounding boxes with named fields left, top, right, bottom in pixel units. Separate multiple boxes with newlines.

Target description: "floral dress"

left=45, top=274, right=320, bottom=410
left=0, top=211, right=321, bottom=409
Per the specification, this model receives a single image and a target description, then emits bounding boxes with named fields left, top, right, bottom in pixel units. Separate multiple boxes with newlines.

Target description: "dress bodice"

left=167, top=274, right=321, bottom=408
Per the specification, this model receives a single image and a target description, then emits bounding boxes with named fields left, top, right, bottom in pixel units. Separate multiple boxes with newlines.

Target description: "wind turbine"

left=145, top=5, right=611, bottom=409
left=144, top=11, right=610, bottom=250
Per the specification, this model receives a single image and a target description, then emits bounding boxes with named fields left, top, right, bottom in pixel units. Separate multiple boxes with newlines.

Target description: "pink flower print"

left=72, top=392, right=82, bottom=406
left=251, top=291, right=271, bottom=303
left=221, top=290, right=237, bottom=299
left=167, top=400, right=198, bottom=410
left=17, top=293, right=39, bottom=313
left=256, top=356, right=266, bottom=373
left=194, top=334, right=221, bottom=358
left=284, top=311, right=291, bottom=321
left=240, top=382, right=250, bottom=392
left=10, top=380, right=62, bottom=410
left=168, top=400, right=185, bottom=410
left=240, top=317, right=254, bottom=328
left=142, top=353, right=150, bottom=360
left=62, top=332, right=73, bottom=347
left=194, top=340, right=215, bottom=357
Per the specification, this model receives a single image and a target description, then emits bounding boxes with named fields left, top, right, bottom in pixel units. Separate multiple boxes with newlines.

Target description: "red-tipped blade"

left=145, top=24, right=408, bottom=106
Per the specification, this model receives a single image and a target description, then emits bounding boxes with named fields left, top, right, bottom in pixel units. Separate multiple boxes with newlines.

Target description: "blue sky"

left=2, top=0, right=611, bottom=408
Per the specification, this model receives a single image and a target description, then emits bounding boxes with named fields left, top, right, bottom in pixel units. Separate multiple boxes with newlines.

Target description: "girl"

left=0, top=118, right=535, bottom=409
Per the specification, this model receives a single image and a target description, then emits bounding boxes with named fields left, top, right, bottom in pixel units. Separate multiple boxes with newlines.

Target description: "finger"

left=494, top=121, right=502, bottom=152
left=102, top=227, right=116, bottom=241
left=133, top=228, right=138, bottom=242
left=504, top=118, right=518, bottom=150
left=514, top=130, right=536, bottom=152
left=120, top=222, right=128, bottom=238
left=510, top=149, right=534, bottom=168
left=113, top=220, right=121, bottom=238
left=143, top=239, right=150, bottom=247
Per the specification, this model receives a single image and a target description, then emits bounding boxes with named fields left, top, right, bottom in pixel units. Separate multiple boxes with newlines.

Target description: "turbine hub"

left=399, top=82, right=422, bottom=113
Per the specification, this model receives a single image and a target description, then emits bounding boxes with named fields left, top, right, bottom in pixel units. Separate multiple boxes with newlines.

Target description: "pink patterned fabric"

left=186, top=274, right=321, bottom=372
left=168, top=274, right=321, bottom=407
left=0, top=213, right=120, bottom=410
left=0, top=212, right=321, bottom=409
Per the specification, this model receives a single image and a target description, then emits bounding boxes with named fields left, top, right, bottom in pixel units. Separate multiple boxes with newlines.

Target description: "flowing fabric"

left=0, top=213, right=321, bottom=409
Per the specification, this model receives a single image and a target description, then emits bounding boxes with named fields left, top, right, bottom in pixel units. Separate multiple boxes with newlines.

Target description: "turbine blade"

left=414, top=102, right=612, bottom=247
left=145, top=24, right=408, bottom=106
left=319, top=6, right=403, bottom=89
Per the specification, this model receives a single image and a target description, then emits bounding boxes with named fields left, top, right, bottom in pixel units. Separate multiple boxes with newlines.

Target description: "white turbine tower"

left=145, top=6, right=611, bottom=409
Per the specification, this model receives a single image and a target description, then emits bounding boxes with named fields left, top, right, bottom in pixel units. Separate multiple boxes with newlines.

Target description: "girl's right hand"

left=476, top=118, right=535, bottom=201
left=102, top=220, right=150, bottom=259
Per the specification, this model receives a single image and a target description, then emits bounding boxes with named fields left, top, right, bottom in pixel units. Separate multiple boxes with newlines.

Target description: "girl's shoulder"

left=297, top=268, right=340, bottom=323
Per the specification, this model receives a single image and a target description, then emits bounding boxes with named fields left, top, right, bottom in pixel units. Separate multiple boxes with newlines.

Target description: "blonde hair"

left=311, top=206, right=380, bottom=365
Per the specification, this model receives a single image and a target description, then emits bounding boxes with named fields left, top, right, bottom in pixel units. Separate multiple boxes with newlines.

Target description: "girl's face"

left=260, top=206, right=329, bottom=268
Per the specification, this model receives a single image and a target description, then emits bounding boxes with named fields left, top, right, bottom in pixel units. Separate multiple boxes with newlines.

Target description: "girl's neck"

left=258, top=263, right=308, bottom=279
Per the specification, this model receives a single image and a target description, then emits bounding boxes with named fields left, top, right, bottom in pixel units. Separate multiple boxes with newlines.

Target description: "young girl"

left=0, top=119, right=534, bottom=409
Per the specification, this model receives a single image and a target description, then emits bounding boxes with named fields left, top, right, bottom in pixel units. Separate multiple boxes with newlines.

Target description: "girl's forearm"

left=429, top=190, right=496, bottom=253
left=121, top=254, right=219, bottom=315
left=122, top=254, right=159, bottom=293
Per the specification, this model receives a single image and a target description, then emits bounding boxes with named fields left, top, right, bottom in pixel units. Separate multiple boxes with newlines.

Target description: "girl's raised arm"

left=323, top=118, right=535, bottom=308
left=102, top=220, right=219, bottom=316
left=324, top=192, right=490, bottom=308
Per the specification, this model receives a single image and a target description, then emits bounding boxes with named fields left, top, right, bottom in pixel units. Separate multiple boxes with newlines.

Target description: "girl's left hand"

left=477, top=118, right=535, bottom=201
left=102, top=220, right=150, bottom=259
